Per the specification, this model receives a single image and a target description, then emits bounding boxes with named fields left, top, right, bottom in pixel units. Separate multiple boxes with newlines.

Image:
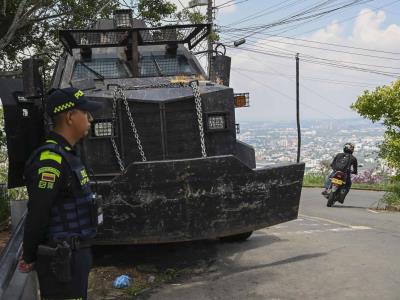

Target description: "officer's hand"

left=18, top=258, right=34, bottom=273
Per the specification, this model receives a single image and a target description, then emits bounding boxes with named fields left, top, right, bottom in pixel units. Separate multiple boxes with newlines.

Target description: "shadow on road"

left=92, top=233, right=284, bottom=271
left=214, top=252, right=327, bottom=280
left=332, top=205, right=369, bottom=209
left=91, top=233, right=328, bottom=300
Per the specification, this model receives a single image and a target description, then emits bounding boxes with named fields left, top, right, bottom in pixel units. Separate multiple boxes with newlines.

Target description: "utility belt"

left=37, top=237, right=92, bottom=282
left=54, top=236, right=93, bottom=250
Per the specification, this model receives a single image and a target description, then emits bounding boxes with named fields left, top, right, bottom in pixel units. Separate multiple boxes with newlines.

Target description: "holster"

left=90, top=195, right=98, bottom=226
left=37, top=241, right=72, bottom=282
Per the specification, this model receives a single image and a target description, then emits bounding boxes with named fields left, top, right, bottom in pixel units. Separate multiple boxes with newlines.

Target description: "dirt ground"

left=0, top=224, right=218, bottom=300
left=88, top=241, right=219, bottom=300
left=0, top=226, right=11, bottom=254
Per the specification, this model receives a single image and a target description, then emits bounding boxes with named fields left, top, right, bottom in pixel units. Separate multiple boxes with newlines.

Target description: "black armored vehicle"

left=1, top=10, right=304, bottom=245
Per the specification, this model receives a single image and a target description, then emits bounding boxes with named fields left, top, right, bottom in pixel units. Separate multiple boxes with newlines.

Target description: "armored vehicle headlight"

left=207, top=114, right=226, bottom=130
left=93, top=121, right=113, bottom=137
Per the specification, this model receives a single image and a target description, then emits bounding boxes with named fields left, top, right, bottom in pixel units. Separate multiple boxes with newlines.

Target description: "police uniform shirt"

left=23, top=131, right=85, bottom=263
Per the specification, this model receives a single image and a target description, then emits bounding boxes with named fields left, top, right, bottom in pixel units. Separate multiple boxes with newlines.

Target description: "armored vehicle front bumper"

left=95, top=155, right=304, bottom=244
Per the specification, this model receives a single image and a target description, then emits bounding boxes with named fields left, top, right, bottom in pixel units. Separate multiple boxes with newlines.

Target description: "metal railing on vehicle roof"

left=59, top=24, right=211, bottom=54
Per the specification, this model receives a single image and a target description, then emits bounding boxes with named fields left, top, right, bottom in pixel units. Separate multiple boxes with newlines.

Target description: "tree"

left=351, top=80, right=400, bottom=171
left=137, top=0, right=177, bottom=26
left=319, top=159, right=331, bottom=175
left=0, top=1, right=116, bottom=70
left=0, top=0, right=181, bottom=71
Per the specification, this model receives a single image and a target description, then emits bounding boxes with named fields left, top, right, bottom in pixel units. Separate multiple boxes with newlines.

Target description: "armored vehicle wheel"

left=220, top=231, right=253, bottom=242
left=327, top=193, right=335, bottom=207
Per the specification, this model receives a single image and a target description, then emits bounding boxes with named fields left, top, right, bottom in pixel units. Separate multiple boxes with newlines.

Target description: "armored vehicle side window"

left=72, top=58, right=130, bottom=79
left=139, top=55, right=194, bottom=77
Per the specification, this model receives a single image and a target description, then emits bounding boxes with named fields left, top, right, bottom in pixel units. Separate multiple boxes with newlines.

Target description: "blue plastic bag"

left=113, top=275, right=132, bottom=289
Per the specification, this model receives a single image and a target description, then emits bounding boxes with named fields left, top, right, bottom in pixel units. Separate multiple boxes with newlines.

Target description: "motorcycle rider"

left=322, top=142, right=358, bottom=201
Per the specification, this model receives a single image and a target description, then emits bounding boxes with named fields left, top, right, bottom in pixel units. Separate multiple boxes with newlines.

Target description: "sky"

left=170, top=0, right=400, bottom=122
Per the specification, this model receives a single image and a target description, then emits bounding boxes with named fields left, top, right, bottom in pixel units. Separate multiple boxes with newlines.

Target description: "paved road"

left=144, top=188, right=400, bottom=300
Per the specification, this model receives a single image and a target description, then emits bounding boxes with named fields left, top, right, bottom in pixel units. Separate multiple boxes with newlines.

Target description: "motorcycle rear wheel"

left=327, top=192, right=335, bottom=207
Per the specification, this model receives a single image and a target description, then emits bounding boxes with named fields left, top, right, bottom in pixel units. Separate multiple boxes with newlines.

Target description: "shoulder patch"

left=40, top=150, right=62, bottom=164
left=37, top=166, right=60, bottom=189
left=38, top=167, right=60, bottom=177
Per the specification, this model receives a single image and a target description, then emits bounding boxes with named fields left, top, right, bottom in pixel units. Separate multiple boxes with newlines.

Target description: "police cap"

left=47, top=87, right=102, bottom=116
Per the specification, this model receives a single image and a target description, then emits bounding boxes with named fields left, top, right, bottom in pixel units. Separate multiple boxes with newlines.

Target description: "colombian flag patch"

left=41, top=172, right=56, bottom=182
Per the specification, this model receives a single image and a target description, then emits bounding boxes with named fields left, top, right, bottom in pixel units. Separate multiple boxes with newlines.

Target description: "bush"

left=0, top=184, right=10, bottom=225
left=352, top=170, right=382, bottom=184
left=303, top=171, right=393, bottom=191
left=0, top=107, right=28, bottom=224
left=382, top=183, right=400, bottom=207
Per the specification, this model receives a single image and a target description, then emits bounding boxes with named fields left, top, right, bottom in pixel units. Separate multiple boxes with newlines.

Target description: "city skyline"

left=237, top=118, right=388, bottom=175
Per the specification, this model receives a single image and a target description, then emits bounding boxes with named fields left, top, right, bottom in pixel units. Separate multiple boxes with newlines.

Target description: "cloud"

left=351, top=9, right=400, bottom=47
left=226, top=8, right=400, bottom=122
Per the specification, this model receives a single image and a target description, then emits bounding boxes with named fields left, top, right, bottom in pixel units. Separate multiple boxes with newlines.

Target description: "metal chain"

left=111, top=138, right=125, bottom=171
left=190, top=81, right=207, bottom=158
left=108, top=81, right=207, bottom=169
left=117, top=87, right=147, bottom=162
left=110, top=91, right=125, bottom=172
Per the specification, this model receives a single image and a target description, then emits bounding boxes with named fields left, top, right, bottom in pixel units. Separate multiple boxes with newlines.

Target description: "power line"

left=302, top=52, right=400, bottom=69
left=221, top=0, right=400, bottom=46
left=216, top=0, right=236, bottom=8
left=221, top=36, right=400, bottom=72
left=224, top=0, right=301, bottom=27
left=221, top=31, right=400, bottom=60
left=233, top=68, right=380, bottom=88
left=177, top=0, right=185, bottom=9
left=280, top=0, right=400, bottom=38
left=235, top=69, right=339, bottom=119
left=216, top=0, right=249, bottom=9
left=226, top=45, right=400, bottom=77
left=225, top=0, right=336, bottom=29
left=234, top=59, right=355, bottom=114
left=230, top=0, right=376, bottom=41
left=220, top=30, right=400, bottom=56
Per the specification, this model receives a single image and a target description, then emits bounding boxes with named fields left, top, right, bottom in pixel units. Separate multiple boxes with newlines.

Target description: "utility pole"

left=296, top=53, right=301, bottom=163
left=207, top=0, right=213, bottom=76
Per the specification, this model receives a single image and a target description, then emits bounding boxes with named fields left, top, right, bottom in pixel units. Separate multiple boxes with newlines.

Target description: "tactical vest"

left=25, top=141, right=98, bottom=240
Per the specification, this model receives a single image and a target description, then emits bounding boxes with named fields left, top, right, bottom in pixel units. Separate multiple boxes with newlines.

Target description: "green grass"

left=303, top=174, right=325, bottom=187
left=351, top=183, right=395, bottom=191
left=127, top=282, right=151, bottom=296
left=303, top=174, right=394, bottom=191
left=382, top=184, right=400, bottom=207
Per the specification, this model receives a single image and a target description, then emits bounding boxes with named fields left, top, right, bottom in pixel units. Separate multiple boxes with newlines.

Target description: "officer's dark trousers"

left=36, top=247, right=92, bottom=300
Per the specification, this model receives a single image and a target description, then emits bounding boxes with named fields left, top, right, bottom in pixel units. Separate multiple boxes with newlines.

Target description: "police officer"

left=18, top=87, right=102, bottom=299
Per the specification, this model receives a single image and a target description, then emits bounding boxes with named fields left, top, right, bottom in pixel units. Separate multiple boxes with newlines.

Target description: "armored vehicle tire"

left=327, top=193, right=335, bottom=207
left=219, top=231, right=253, bottom=242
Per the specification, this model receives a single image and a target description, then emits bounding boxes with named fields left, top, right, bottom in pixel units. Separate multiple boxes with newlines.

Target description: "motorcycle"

left=323, top=171, right=348, bottom=207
